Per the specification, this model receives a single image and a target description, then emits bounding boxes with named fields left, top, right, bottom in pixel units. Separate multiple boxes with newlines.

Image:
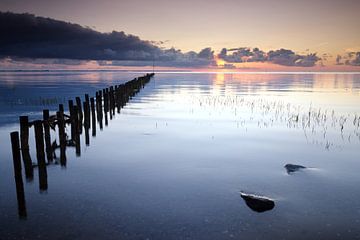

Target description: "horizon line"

left=1, top=69, right=360, bottom=75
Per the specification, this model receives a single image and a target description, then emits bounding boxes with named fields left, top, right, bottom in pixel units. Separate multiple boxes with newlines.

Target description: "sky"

left=0, top=0, right=360, bottom=70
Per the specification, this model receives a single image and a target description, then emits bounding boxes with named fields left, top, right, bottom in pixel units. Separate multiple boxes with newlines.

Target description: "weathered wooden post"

left=43, top=109, right=53, bottom=162
left=76, top=97, right=83, bottom=120
left=98, top=90, right=103, bottom=114
left=115, top=85, right=122, bottom=113
left=114, top=85, right=119, bottom=113
left=83, top=101, right=88, bottom=127
left=107, top=87, right=113, bottom=120
left=83, top=101, right=90, bottom=146
left=73, top=106, right=81, bottom=157
left=85, top=94, right=91, bottom=127
left=90, top=97, right=96, bottom=137
left=34, top=121, right=48, bottom=192
left=76, top=96, right=83, bottom=133
left=119, top=84, right=125, bottom=108
left=59, top=104, right=64, bottom=113
left=10, top=131, right=27, bottom=218
left=97, top=91, right=103, bottom=130
left=56, top=111, right=67, bottom=166
left=19, top=116, right=33, bottom=180
left=68, top=100, right=76, bottom=140
left=85, top=94, right=90, bottom=106
left=104, top=88, right=110, bottom=122
left=110, top=86, right=115, bottom=115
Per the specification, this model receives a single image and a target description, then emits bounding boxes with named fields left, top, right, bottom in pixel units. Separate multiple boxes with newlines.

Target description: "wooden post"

left=10, top=131, right=27, bottom=218
left=104, top=89, right=109, bottom=125
left=103, top=89, right=108, bottom=112
left=90, top=97, right=96, bottom=137
left=34, top=121, right=48, bottom=192
left=76, top=96, right=83, bottom=132
left=68, top=100, right=76, bottom=140
left=56, top=111, right=67, bottom=166
left=85, top=94, right=90, bottom=127
left=83, top=102, right=90, bottom=146
left=115, top=85, right=121, bottom=113
left=114, top=85, right=119, bottom=113
left=108, top=87, right=113, bottom=120
left=19, top=116, right=33, bottom=180
left=43, top=110, right=53, bottom=162
left=83, top=101, right=88, bottom=128
left=73, top=106, right=81, bottom=157
left=85, top=94, right=90, bottom=105
left=59, top=104, right=64, bottom=113
left=97, top=91, right=103, bottom=130
left=110, top=86, right=115, bottom=115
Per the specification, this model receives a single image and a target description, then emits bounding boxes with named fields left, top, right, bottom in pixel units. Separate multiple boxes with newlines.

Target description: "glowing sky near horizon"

left=1, top=0, right=359, bottom=55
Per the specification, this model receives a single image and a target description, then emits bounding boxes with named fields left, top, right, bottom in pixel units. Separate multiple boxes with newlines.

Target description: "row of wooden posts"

left=10, top=73, right=155, bottom=218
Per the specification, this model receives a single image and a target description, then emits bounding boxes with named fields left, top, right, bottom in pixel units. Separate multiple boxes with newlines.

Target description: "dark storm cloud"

left=218, top=47, right=320, bottom=67
left=0, top=11, right=162, bottom=61
left=0, top=12, right=216, bottom=67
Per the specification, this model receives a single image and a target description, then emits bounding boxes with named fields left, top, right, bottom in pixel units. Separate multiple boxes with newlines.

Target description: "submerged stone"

left=240, top=192, right=275, bottom=213
left=284, top=164, right=306, bottom=174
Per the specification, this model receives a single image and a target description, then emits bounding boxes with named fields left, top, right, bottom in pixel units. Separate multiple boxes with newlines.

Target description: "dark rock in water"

left=240, top=192, right=275, bottom=213
left=284, top=164, right=306, bottom=174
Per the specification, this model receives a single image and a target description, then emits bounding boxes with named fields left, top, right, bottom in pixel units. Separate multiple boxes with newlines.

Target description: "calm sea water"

left=0, top=71, right=359, bottom=240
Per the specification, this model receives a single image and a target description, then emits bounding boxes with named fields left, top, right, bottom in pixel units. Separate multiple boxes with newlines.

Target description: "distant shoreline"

left=1, top=69, right=360, bottom=74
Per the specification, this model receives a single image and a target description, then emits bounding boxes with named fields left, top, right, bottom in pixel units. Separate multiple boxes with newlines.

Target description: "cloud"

left=218, top=47, right=320, bottom=67
left=347, top=52, right=360, bottom=66
left=98, top=47, right=215, bottom=67
left=0, top=11, right=162, bottom=61
left=267, top=49, right=320, bottom=67
left=336, top=52, right=360, bottom=66
left=218, top=47, right=266, bottom=63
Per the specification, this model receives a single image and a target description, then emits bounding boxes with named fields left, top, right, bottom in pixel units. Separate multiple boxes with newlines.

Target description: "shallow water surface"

left=0, top=71, right=360, bottom=240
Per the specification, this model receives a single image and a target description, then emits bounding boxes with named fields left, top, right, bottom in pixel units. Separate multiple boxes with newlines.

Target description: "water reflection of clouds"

left=135, top=73, right=360, bottom=150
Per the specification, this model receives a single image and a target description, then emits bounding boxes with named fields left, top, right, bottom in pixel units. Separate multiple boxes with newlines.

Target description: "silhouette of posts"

left=34, top=121, right=48, bottom=192
left=8, top=73, right=154, bottom=218
left=19, top=116, right=33, bottom=180
left=10, top=131, right=27, bottom=219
